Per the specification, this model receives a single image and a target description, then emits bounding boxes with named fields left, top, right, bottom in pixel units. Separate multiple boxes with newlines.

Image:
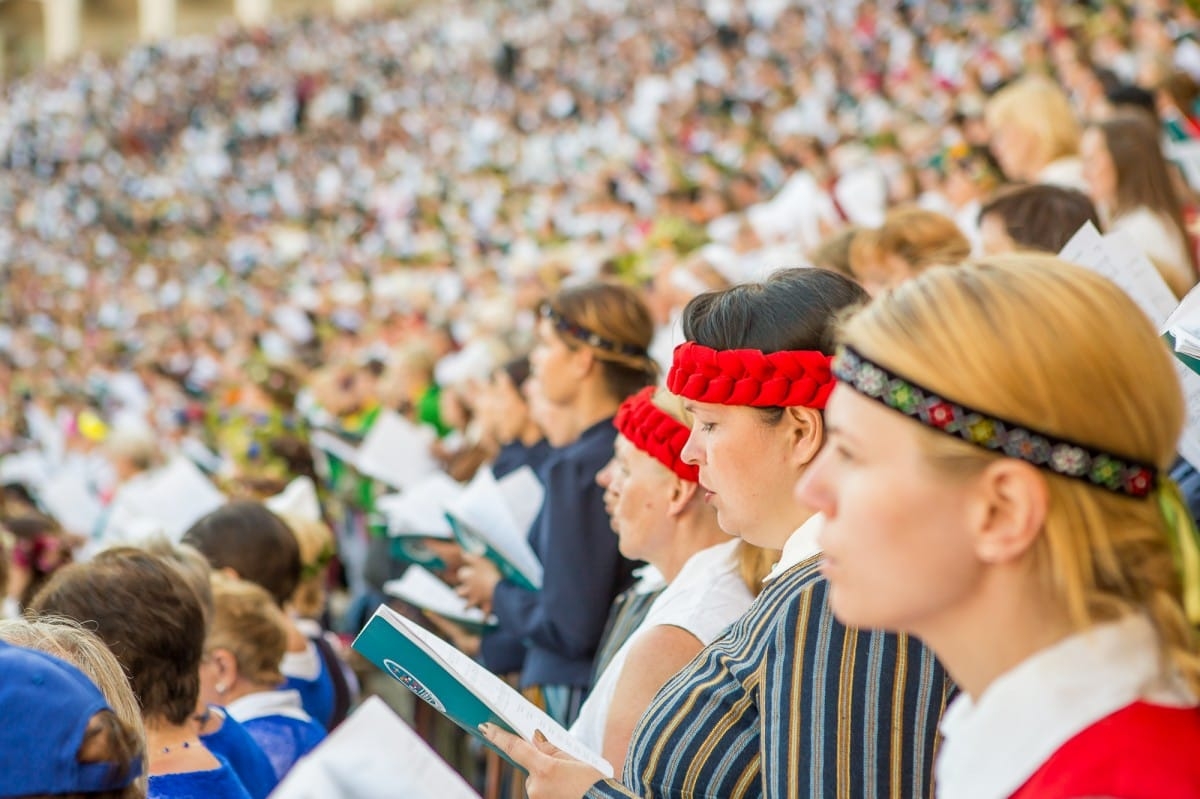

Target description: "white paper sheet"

left=354, top=411, right=441, bottom=490
left=99, top=457, right=225, bottom=545
left=1059, top=222, right=1179, bottom=329
left=384, top=566, right=496, bottom=628
left=446, top=467, right=544, bottom=588
left=269, top=696, right=482, bottom=799
left=376, top=473, right=463, bottom=539
left=37, top=470, right=103, bottom=538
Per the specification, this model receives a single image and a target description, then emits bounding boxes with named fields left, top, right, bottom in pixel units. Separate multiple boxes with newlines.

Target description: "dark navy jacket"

left=490, top=417, right=638, bottom=689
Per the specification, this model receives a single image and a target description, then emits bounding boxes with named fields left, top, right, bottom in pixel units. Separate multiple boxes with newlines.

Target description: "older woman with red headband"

left=569, top=386, right=762, bottom=768
left=483, top=268, right=953, bottom=799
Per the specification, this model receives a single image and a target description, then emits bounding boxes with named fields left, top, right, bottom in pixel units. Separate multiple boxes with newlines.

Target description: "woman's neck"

left=145, top=717, right=211, bottom=775
left=518, top=421, right=544, bottom=447
left=913, top=571, right=1074, bottom=701
left=564, top=386, right=620, bottom=442
left=651, top=513, right=731, bottom=583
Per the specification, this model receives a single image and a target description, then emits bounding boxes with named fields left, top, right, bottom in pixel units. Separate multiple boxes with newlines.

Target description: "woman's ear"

left=784, top=406, right=825, bottom=470
left=667, top=478, right=699, bottom=518
left=211, top=647, right=240, bottom=691
left=971, top=459, right=1049, bottom=565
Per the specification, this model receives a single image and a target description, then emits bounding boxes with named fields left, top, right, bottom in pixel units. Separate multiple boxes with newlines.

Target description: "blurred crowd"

left=4, top=0, right=1200, bottom=796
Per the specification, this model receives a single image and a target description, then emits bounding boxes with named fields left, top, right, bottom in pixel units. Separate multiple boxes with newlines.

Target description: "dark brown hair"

left=545, top=281, right=657, bottom=401
left=29, top=548, right=207, bottom=727
left=1093, top=110, right=1196, bottom=274
left=182, top=501, right=301, bottom=606
left=978, top=184, right=1102, bottom=253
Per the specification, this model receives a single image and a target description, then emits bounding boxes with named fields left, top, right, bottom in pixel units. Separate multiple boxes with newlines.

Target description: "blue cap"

left=0, top=640, right=143, bottom=795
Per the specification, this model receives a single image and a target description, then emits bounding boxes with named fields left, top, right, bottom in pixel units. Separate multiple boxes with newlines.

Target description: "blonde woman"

left=569, top=386, right=763, bottom=767
left=198, top=574, right=326, bottom=782
left=848, top=206, right=972, bottom=295
left=985, top=75, right=1086, bottom=190
left=799, top=255, right=1200, bottom=798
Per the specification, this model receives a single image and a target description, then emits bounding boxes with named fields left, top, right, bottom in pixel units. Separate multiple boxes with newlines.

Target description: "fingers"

left=478, top=723, right=539, bottom=769
left=532, top=729, right=562, bottom=756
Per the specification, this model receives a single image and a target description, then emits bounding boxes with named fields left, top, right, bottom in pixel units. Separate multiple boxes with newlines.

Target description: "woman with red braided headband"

left=797, top=255, right=1200, bottom=798
left=569, top=386, right=765, bottom=769
left=483, top=268, right=953, bottom=799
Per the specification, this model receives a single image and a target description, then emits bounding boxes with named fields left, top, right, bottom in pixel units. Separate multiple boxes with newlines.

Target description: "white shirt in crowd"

left=570, top=539, right=754, bottom=751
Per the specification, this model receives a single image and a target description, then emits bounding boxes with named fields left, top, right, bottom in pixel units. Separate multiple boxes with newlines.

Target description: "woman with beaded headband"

left=569, top=386, right=765, bottom=767
left=456, top=281, right=657, bottom=726
left=797, top=255, right=1200, bottom=798
left=483, top=268, right=953, bottom=799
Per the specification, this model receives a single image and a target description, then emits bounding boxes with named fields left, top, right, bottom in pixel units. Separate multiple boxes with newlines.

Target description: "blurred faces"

left=680, top=401, right=806, bottom=550
left=978, top=212, right=1017, bottom=256
left=489, top=370, right=531, bottom=445
left=529, top=317, right=582, bottom=406
left=795, top=387, right=982, bottom=634
left=988, top=122, right=1035, bottom=182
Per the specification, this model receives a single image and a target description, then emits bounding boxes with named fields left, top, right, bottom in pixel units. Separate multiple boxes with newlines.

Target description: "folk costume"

left=835, top=344, right=1200, bottom=799
left=587, top=342, right=954, bottom=799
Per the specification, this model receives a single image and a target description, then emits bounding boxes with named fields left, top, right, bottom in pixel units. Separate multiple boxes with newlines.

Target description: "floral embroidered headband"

left=832, top=345, right=1158, bottom=499
left=613, top=386, right=699, bottom=482
left=540, top=304, right=648, bottom=359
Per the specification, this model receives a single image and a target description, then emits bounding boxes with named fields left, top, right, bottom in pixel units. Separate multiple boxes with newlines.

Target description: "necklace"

left=158, top=739, right=199, bottom=755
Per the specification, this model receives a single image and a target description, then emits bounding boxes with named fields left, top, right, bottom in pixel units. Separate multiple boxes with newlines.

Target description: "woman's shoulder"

left=148, top=754, right=253, bottom=799
left=1011, top=701, right=1200, bottom=799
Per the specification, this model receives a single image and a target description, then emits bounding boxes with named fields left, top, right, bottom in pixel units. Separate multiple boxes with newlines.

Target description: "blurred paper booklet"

left=384, top=565, right=498, bottom=635
left=270, top=696, right=481, bottom=799
left=353, top=604, right=612, bottom=777
left=377, top=473, right=463, bottom=540
left=377, top=473, right=464, bottom=570
left=355, top=411, right=441, bottom=490
left=444, top=466, right=545, bottom=591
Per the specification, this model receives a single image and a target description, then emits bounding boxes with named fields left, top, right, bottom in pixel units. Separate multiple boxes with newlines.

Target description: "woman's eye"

left=699, top=422, right=715, bottom=433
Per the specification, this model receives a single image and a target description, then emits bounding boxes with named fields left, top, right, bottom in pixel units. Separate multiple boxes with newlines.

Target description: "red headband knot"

left=667, top=341, right=835, bottom=409
left=613, top=387, right=699, bottom=482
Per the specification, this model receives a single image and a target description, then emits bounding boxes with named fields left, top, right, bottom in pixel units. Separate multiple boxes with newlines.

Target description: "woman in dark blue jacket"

left=457, top=281, right=657, bottom=726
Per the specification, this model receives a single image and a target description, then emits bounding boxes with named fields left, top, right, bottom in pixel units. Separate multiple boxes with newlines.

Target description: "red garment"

left=1009, top=701, right=1200, bottom=799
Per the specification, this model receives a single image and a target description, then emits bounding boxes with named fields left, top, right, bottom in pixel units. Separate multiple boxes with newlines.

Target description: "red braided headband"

left=667, top=341, right=835, bottom=409
left=613, top=387, right=699, bottom=482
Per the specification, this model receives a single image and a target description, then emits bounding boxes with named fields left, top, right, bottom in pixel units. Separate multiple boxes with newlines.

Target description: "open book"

left=384, top=565, right=498, bottom=635
left=444, top=466, right=545, bottom=591
left=376, top=473, right=464, bottom=570
left=353, top=604, right=613, bottom=778
left=269, top=696, right=481, bottom=799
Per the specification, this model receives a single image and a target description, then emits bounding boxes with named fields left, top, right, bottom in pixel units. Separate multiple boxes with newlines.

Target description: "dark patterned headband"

left=832, top=345, right=1158, bottom=499
left=540, top=304, right=648, bottom=359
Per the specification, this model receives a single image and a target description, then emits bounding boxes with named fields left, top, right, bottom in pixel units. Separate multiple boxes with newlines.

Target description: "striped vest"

left=587, top=555, right=954, bottom=799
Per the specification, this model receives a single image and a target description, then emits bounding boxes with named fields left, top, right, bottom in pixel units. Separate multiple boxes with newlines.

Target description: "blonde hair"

left=849, top=207, right=970, bottom=281
left=207, top=574, right=287, bottom=688
left=0, top=616, right=149, bottom=794
left=279, top=514, right=335, bottom=620
left=840, top=254, right=1199, bottom=691
left=985, top=75, right=1081, bottom=166
left=649, top=388, right=772, bottom=595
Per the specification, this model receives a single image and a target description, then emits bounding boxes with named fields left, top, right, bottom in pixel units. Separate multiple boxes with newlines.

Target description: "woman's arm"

left=600, top=625, right=703, bottom=768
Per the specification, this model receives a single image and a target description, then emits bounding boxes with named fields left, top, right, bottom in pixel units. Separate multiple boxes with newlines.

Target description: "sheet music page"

left=448, top=468, right=544, bottom=587
left=376, top=472, right=463, bottom=539
left=354, top=411, right=442, bottom=490
left=378, top=606, right=613, bottom=776
left=270, top=696, right=482, bottom=799
left=1058, top=222, right=1178, bottom=329
left=497, top=466, right=546, bottom=534
left=384, top=566, right=496, bottom=627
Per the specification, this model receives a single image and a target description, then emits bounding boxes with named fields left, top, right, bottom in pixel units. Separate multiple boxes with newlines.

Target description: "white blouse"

left=570, top=539, right=754, bottom=752
left=936, top=614, right=1196, bottom=799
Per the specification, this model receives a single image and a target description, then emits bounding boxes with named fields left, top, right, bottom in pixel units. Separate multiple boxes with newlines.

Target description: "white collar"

left=762, top=513, right=823, bottom=584
left=225, top=688, right=312, bottom=724
left=936, top=614, right=1196, bottom=799
left=631, top=564, right=667, bottom=594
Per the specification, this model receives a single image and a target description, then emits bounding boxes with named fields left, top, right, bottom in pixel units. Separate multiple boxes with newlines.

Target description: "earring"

left=216, top=683, right=228, bottom=695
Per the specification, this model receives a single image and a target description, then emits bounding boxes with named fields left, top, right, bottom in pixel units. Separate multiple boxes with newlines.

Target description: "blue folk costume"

left=199, top=706, right=279, bottom=799
left=488, top=418, right=638, bottom=726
